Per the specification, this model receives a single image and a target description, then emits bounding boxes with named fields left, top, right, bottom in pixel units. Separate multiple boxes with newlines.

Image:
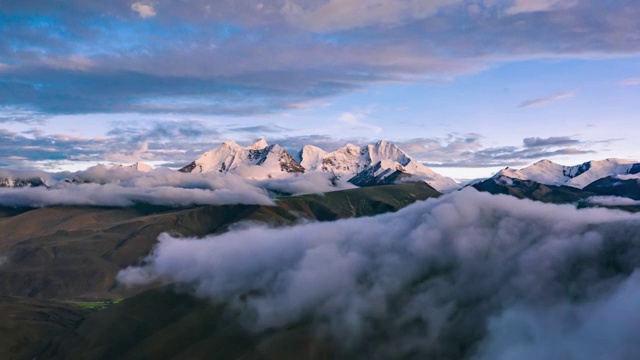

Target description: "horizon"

left=11, top=137, right=638, bottom=183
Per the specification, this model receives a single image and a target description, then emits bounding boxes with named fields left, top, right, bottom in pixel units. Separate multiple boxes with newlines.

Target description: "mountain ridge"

left=179, top=139, right=459, bottom=192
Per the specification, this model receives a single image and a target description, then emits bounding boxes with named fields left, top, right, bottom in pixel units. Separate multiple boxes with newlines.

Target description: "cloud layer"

left=119, top=189, right=640, bottom=358
left=2, top=1, right=640, bottom=117
left=0, top=165, right=354, bottom=207
left=400, top=134, right=600, bottom=168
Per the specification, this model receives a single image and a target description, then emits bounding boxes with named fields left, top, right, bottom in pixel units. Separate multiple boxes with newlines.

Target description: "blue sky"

left=1, top=0, right=640, bottom=179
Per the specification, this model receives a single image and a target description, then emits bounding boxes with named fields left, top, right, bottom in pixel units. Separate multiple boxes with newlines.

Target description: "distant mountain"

left=179, top=139, right=304, bottom=179
left=125, top=162, right=153, bottom=172
left=473, top=159, right=640, bottom=206
left=494, top=158, right=640, bottom=188
left=0, top=177, right=47, bottom=188
left=299, top=140, right=458, bottom=191
left=472, top=174, right=594, bottom=204
left=0, top=170, right=48, bottom=188
left=179, top=139, right=458, bottom=192
left=583, top=175, right=640, bottom=200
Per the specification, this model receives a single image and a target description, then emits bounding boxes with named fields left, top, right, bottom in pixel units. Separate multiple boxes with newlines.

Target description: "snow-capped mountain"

left=583, top=176, right=640, bottom=200
left=126, top=162, right=153, bottom=172
left=301, top=141, right=409, bottom=178
left=178, top=139, right=458, bottom=192
left=299, top=140, right=458, bottom=192
left=0, top=177, right=47, bottom=188
left=0, top=170, right=50, bottom=188
left=179, top=139, right=304, bottom=179
left=298, top=145, right=327, bottom=172
left=491, top=158, right=640, bottom=189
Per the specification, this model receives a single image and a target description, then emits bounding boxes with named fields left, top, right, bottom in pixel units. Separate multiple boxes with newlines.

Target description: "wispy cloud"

left=399, top=134, right=606, bottom=168
left=518, top=91, right=575, bottom=108
left=338, top=112, right=382, bottom=133
left=619, top=77, right=640, bottom=86
left=504, top=0, right=578, bottom=15
left=523, top=136, right=580, bottom=148
left=131, top=2, right=156, bottom=19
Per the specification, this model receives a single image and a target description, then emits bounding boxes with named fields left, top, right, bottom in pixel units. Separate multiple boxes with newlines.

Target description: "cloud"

left=0, top=183, right=271, bottom=207
left=619, top=77, right=640, bottom=86
left=474, top=273, right=640, bottom=360
left=227, top=124, right=291, bottom=134
left=104, top=142, right=153, bottom=163
left=256, top=171, right=356, bottom=196
left=119, top=189, right=640, bottom=358
left=131, top=2, right=156, bottom=18
left=588, top=196, right=640, bottom=207
left=0, top=165, right=357, bottom=207
left=399, top=133, right=598, bottom=168
left=523, top=136, right=580, bottom=148
left=504, top=0, right=577, bottom=15
left=3, top=1, right=640, bottom=116
left=518, top=91, right=575, bottom=108
left=338, top=112, right=382, bottom=133
left=0, top=167, right=274, bottom=207
left=281, top=0, right=462, bottom=32
left=106, top=119, right=219, bottom=147
left=0, top=107, right=48, bottom=124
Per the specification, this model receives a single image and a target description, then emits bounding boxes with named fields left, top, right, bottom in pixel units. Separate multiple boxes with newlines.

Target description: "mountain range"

left=2, top=140, right=639, bottom=205
left=472, top=158, right=640, bottom=206
left=178, top=139, right=459, bottom=192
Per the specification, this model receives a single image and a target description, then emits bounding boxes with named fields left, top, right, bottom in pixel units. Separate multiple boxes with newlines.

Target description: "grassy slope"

left=0, top=296, right=87, bottom=360
left=50, top=287, right=334, bottom=360
left=0, top=182, right=440, bottom=359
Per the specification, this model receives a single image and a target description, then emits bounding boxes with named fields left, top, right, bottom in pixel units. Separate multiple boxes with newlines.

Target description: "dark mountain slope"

left=583, top=176, right=640, bottom=200
left=0, top=183, right=440, bottom=300
left=472, top=176, right=594, bottom=204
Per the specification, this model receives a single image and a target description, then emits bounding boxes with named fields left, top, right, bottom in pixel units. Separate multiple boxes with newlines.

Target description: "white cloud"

left=0, top=165, right=356, bottom=207
left=256, top=171, right=356, bottom=196
left=338, top=112, right=382, bottom=133
left=105, top=142, right=153, bottom=163
left=0, top=181, right=272, bottom=208
left=588, top=196, right=640, bottom=207
left=475, top=272, right=640, bottom=360
left=619, top=77, right=640, bottom=86
left=504, top=0, right=577, bottom=15
left=281, top=0, right=462, bottom=32
left=119, top=189, right=640, bottom=357
left=518, top=91, right=575, bottom=108
left=131, top=2, right=157, bottom=18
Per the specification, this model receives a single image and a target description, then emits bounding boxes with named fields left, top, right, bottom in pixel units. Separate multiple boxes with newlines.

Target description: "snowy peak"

left=312, top=141, right=412, bottom=178
left=300, top=145, right=327, bottom=171
left=0, top=177, right=47, bottom=188
left=127, top=162, right=153, bottom=172
left=247, top=138, right=268, bottom=150
left=365, top=140, right=411, bottom=166
left=348, top=157, right=458, bottom=192
left=0, top=170, right=49, bottom=188
left=178, top=139, right=456, bottom=191
left=490, top=158, right=640, bottom=189
left=319, top=144, right=368, bottom=176
left=179, top=140, right=304, bottom=179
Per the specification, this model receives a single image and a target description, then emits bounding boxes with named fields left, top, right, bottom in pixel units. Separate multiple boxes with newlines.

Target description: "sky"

left=2, top=0, right=640, bottom=179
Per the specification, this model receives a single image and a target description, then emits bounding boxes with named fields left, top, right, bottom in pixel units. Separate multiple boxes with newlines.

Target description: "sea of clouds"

left=119, top=189, right=640, bottom=359
left=0, top=165, right=355, bottom=207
